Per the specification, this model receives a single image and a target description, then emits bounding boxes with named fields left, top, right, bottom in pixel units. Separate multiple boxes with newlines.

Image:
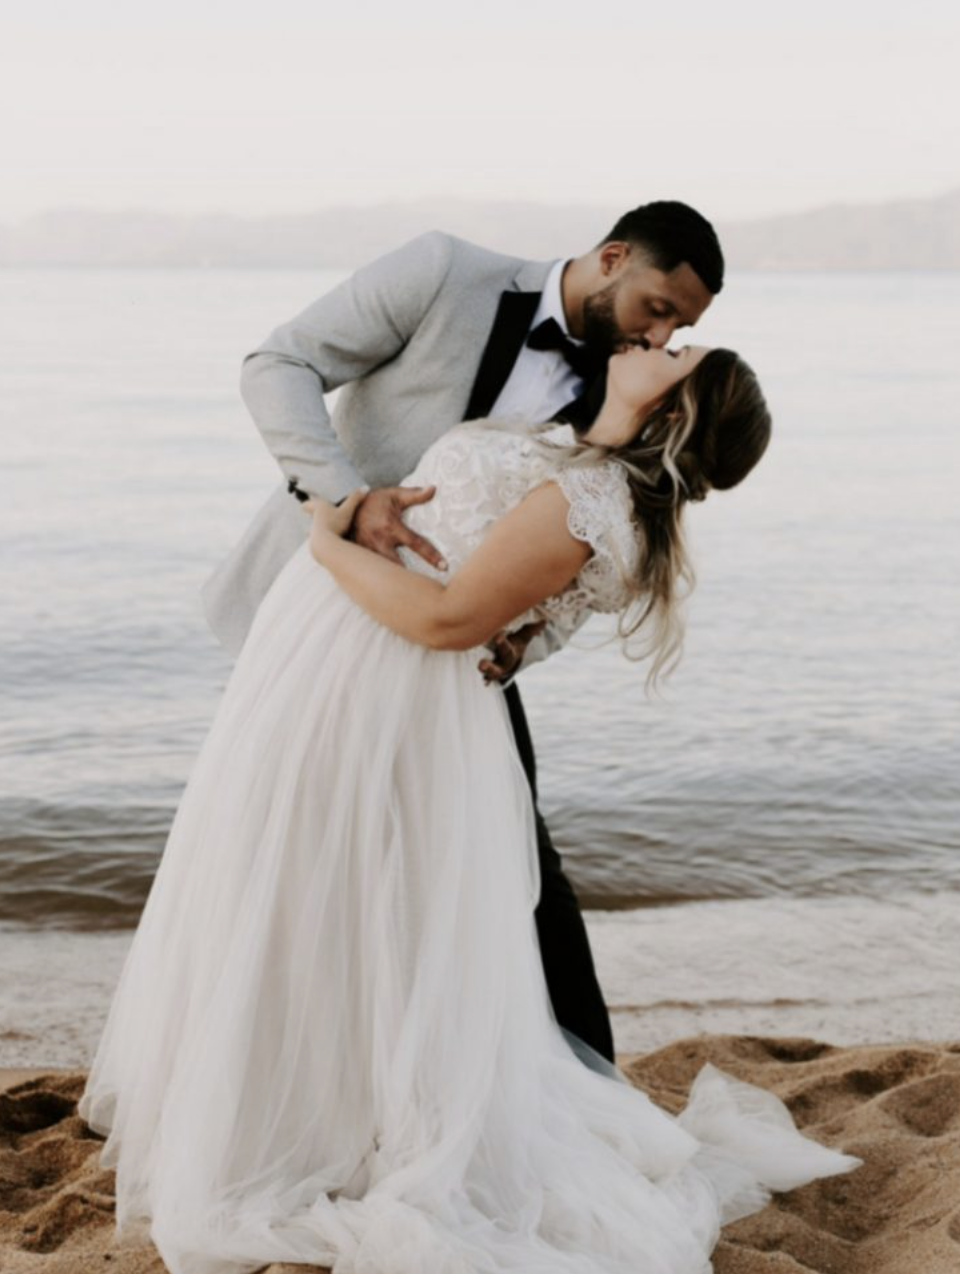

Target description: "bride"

left=80, top=342, right=860, bottom=1274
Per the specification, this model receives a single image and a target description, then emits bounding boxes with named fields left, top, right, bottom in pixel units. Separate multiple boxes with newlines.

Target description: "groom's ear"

left=598, top=240, right=634, bottom=278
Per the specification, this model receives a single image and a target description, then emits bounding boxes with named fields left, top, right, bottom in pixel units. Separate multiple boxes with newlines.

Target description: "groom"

left=204, top=200, right=724, bottom=1063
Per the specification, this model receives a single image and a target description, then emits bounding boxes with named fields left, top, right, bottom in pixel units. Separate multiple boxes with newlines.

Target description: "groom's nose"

left=643, top=321, right=673, bottom=349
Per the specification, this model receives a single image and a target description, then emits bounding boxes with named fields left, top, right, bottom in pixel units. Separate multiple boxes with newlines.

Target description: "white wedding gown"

left=80, top=422, right=860, bottom=1274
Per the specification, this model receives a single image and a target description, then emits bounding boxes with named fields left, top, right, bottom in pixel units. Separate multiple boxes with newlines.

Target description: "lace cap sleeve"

left=553, top=461, right=640, bottom=615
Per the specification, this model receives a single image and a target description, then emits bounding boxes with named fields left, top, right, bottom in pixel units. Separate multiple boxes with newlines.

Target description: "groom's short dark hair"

left=601, top=201, right=724, bottom=295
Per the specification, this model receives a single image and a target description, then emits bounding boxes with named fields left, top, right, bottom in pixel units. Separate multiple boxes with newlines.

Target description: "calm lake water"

left=0, top=267, right=957, bottom=1062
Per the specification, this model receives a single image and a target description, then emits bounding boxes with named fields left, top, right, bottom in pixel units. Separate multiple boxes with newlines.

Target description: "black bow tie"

left=526, top=317, right=605, bottom=381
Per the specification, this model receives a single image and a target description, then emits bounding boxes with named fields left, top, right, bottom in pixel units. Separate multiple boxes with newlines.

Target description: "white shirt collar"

left=533, top=259, right=582, bottom=344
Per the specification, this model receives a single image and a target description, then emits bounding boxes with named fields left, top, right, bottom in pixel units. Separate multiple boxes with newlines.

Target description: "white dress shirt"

left=488, top=259, right=584, bottom=425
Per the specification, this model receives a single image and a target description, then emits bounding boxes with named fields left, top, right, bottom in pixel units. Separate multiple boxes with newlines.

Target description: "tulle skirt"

left=79, top=543, right=860, bottom=1274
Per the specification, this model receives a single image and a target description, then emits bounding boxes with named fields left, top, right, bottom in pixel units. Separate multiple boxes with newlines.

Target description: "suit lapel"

left=464, top=289, right=542, bottom=420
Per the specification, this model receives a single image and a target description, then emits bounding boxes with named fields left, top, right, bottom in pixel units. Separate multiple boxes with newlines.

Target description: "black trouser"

left=502, top=682, right=615, bottom=1063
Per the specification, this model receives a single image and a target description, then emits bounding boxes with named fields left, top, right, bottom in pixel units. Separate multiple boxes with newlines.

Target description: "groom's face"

left=581, top=248, right=713, bottom=355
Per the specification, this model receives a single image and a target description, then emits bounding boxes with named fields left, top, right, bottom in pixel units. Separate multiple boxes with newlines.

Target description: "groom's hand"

left=478, top=621, right=547, bottom=685
left=350, top=486, right=446, bottom=569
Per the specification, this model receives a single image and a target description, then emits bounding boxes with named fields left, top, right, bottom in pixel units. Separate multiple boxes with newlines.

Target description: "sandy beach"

left=3, top=1034, right=960, bottom=1274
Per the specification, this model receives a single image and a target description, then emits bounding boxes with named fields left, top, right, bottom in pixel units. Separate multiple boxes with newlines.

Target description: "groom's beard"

left=580, top=280, right=627, bottom=359
left=564, top=283, right=620, bottom=435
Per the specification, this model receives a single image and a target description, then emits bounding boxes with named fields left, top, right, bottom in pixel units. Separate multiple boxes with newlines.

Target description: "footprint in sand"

left=755, top=1037, right=835, bottom=1065
left=785, top=1048, right=940, bottom=1125
left=0, top=1074, right=112, bottom=1255
left=18, top=1185, right=116, bottom=1254
left=880, top=1072, right=960, bottom=1138
left=0, top=1078, right=80, bottom=1139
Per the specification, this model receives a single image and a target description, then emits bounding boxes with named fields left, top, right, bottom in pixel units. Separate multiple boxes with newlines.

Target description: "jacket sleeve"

left=512, top=608, right=591, bottom=678
left=239, top=231, right=455, bottom=504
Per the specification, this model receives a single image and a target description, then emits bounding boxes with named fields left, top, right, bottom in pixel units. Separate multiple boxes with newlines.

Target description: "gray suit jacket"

left=202, top=232, right=569, bottom=658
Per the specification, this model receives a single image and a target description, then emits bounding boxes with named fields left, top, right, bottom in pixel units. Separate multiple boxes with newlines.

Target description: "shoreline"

left=3, top=1034, right=960, bottom=1273
left=0, top=1068, right=64, bottom=1092
left=4, top=895, right=959, bottom=1069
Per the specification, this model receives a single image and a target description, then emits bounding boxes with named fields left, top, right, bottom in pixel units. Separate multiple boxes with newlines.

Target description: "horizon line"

left=4, top=184, right=959, bottom=228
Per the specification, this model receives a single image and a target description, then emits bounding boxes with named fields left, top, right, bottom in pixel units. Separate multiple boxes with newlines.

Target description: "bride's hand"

left=306, top=489, right=367, bottom=548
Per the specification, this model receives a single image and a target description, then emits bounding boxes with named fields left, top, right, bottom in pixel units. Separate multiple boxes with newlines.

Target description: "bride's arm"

left=308, top=484, right=591, bottom=651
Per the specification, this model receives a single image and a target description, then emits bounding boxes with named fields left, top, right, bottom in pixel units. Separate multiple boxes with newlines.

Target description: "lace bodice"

left=398, top=421, right=640, bottom=636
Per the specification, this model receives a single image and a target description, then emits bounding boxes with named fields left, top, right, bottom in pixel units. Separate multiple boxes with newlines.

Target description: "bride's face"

left=586, top=345, right=710, bottom=447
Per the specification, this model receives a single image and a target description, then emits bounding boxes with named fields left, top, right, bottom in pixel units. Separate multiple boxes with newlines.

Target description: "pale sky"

left=2, top=0, right=957, bottom=222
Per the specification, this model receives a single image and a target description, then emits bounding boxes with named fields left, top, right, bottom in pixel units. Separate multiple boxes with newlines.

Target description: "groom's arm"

left=240, top=231, right=455, bottom=505
left=307, top=483, right=592, bottom=652
left=516, top=611, right=590, bottom=670
left=478, top=610, right=590, bottom=684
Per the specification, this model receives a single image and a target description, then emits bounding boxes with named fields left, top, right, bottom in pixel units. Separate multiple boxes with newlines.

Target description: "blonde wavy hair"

left=515, top=349, right=772, bottom=684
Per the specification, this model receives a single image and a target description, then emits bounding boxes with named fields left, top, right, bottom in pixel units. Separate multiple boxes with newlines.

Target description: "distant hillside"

left=1, top=189, right=958, bottom=270
left=719, top=188, right=960, bottom=271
